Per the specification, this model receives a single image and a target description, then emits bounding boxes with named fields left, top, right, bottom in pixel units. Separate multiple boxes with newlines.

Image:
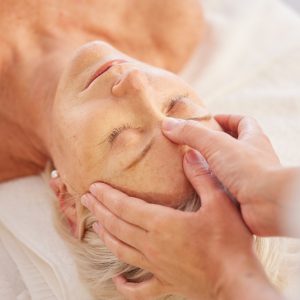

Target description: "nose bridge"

left=112, top=69, right=162, bottom=120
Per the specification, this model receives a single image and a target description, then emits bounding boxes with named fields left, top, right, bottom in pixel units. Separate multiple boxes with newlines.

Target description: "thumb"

left=162, top=117, right=237, bottom=166
left=183, top=149, right=223, bottom=205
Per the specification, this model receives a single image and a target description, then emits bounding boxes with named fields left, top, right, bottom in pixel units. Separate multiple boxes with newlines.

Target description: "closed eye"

left=166, top=93, right=189, bottom=113
left=107, top=93, right=189, bottom=144
left=108, top=123, right=133, bottom=144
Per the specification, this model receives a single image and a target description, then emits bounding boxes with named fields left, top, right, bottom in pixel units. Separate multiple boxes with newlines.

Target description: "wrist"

left=214, top=252, right=281, bottom=300
left=262, top=167, right=300, bottom=236
left=244, top=166, right=300, bottom=236
left=265, top=167, right=300, bottom=202
left=272, top=167, right=300, bottom=237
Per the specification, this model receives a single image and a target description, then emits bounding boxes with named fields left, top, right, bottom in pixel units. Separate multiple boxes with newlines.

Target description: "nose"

left=111, top=68, right=163, bottom=123
left=112, top=69, right=149, bottom=98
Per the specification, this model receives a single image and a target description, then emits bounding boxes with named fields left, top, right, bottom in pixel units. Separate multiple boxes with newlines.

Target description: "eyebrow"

left=124, top=139, right=154, bottom=171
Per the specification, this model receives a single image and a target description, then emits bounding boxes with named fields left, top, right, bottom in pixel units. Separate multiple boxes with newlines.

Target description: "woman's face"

left=51, top=41, right=221, bottom=207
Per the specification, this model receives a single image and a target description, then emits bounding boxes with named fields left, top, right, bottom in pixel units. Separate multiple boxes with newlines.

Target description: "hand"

left=161, top=115, right=285, bottom=236
left=81, top=150, right=266, bottom=300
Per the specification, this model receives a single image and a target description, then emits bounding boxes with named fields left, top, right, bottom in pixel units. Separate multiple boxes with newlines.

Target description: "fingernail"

left=185, top=149, right=203, bottom=165
left=81, top=193, right=94, bottom=208
left=162, top=117, right=185, bottom=132
left=89, top=182, right=105, bottom=196
left=93, top=222, right=101, bottom=233
left=89, top=183, right=98, bottom=196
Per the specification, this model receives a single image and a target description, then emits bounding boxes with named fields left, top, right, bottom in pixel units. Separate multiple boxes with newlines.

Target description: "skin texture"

left=0, top=0, right=220, bottom=239
left=81, top=115, right=294, bottom=300
left=0, top=0, right=204, bottom=182
left=50, top=41, right=222, bottom=209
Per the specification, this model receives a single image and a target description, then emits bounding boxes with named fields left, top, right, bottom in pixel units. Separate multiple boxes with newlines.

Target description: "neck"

left=0, top=23, right=83, bottom=181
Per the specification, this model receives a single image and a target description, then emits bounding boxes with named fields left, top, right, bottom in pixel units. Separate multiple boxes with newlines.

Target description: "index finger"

left=215, top=114, right=263, bottom=140
left=89, top=183, right=171, bottom=231
left=162, top=117, right=236, bottom=162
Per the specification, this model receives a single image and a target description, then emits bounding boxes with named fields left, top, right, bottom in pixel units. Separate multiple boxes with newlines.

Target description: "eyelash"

left=108, top=93, right=189, bottom=144
left=167, top=93, right=188, bottom=113
left=108, top=123, right=132, bottom=144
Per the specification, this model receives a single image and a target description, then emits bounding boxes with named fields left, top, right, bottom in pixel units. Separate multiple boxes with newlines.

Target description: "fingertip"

left=161, top=117, right=185, bottom=133
left=92, top=221, right=102, bottom=234
left=89, top=182, right=109, bottom=196
left=113, top=275, right=127, bottom=285
left=80, top=193, right=95, bottom=208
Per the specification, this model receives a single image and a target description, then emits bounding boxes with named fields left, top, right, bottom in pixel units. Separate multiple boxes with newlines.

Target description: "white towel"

left=0, top=176, right=93, bottom=300
left=0, top=0, right=300, bottom=299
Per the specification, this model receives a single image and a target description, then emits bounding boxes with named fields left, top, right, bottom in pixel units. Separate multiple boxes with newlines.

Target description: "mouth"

left=85, top=59, right=128, bottom=89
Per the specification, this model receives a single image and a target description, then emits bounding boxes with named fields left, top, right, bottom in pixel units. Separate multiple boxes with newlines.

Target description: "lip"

left=85, top=59, right=128, bottom=89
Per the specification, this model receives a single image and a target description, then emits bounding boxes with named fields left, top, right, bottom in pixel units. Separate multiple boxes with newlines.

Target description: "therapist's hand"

left=81, top=152, right=272, bottom=300
left=162, top=115, right=285, bottom=236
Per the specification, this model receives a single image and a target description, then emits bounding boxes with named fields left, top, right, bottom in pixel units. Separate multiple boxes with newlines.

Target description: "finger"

left=93, top=222, right=152, bottom=272
left=113, top=275, right=168, bottom=300
left=81, top=193, right=147, bottom=250
left=214, top=114, right=244, bottom=137
left=215, top=114, right=263, bottom=140
left=183, top=149, right=224, bottom=205
left=88, top=182, right=171, bottom=231
left=161, top=117, right=236, bottom=163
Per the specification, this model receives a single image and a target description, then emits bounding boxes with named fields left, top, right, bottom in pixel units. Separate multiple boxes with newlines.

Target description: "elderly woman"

left=0, top=1, right=284, bottom=299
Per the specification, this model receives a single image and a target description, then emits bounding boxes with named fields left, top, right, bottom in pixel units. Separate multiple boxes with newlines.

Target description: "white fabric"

left=0, top=177, right=93, bottom=300
left=181, top=0, right=300, bottom=166
left=1, top=0, right=300, bottom=299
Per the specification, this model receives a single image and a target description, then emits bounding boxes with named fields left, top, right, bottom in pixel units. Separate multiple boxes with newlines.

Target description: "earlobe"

left=49, top=175, right=78, bottom=237
left=49, top=176, right=63, bottom=197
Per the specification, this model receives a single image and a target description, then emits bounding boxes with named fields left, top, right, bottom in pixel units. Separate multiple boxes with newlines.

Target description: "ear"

left=49, top=176, right=78, bottom=237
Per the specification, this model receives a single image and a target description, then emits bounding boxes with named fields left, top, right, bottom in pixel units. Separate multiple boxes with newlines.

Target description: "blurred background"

left=284, top=0, right=300, bottom=12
